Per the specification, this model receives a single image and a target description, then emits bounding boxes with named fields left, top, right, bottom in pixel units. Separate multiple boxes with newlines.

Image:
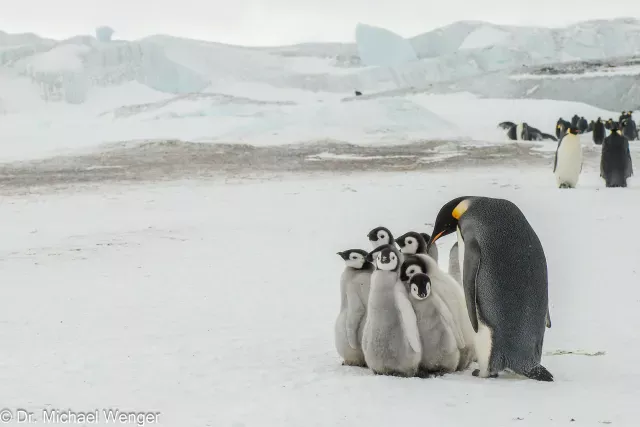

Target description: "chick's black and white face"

left=345, top=252, right=366, bottom=269
left=403, top=262, right=424, bottom=279
left=410, top=275, right=431, bottom=300
left=368, top=227, right=391, bottom=248
left=401, top=236, right=418, bottom=254
left=376, top=248, right=398, bottom=271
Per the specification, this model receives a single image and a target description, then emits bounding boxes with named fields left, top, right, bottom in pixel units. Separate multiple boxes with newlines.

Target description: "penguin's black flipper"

left=498, top=121, right=516, bottom=130
left=523, top=364, right=554, bottom=382
left=462, top=239, right=481, bottom=333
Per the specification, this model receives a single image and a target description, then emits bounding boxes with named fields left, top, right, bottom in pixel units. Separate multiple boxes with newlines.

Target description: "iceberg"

left=355, top=23, right=418, bottom=67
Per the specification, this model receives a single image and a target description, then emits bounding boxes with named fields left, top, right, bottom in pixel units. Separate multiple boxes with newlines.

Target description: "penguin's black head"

left=366, top=244, right=401, bottom=272
left=367, top=226, right=394, bottom=248
left=567, top=127, right=580, bottom=135
left=408, top=273, right=432, bottom=301
left=396, top=231, right=427, bottom=255
left=337, top=249, right=370, bottom=269
left=428, top=196, right=471, bottom=250
left=399, top=255, right=428, bottom=282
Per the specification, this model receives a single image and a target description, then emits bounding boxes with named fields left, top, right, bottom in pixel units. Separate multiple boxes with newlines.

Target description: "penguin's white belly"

left=555, top=139, right=583, bottom=186
left=515, top=123, right=523, bottom=141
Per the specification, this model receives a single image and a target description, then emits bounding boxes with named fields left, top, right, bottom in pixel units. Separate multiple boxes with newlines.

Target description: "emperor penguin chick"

left=367, top=226, right=397, bottom=250
left=553, top=127, right=583, bottom=189
left=397, top=231, right=439, bottom=262
left=335, top=249, right=374, bottom=367
left=408, top=273, right=463, bottom=375
left=400, top=254, right=475, bottom=371
left=361, top=244, right=421, bottom=377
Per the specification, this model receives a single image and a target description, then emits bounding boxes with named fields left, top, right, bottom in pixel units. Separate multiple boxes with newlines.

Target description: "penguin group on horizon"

left=335, top=197, right=553, bottom=381
left=554, top=111, right=635, bottom=189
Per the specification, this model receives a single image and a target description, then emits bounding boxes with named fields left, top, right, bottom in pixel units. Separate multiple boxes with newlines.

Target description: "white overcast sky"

left=0, top=0, right=637, bottom=46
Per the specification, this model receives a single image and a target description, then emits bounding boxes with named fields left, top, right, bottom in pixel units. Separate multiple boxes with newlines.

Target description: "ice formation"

left=355, top=23, right=418, bottom=67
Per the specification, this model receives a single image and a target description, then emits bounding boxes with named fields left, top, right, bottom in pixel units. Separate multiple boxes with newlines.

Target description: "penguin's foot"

left=472, top=369, right=498, bottom=378
left=416, top=368, right=446, bottom=379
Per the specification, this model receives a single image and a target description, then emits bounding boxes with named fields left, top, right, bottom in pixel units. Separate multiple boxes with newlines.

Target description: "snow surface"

left=355, top=23, right=418, bottom=67
left=2, top=168, right=638, bottom=426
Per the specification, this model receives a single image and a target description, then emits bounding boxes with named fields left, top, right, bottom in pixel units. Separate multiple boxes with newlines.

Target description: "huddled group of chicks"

left=335, top=227, right=474, bottom=378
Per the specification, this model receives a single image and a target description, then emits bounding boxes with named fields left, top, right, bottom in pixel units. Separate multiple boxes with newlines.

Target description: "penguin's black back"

left=458, top=197, right=548, bottom=374
left=593, top=121, right=605, bottom=145
left=601, top=132, right=632, bottom=187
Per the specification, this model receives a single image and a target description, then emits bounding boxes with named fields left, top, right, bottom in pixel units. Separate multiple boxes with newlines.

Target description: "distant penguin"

left=578, top=117, right=589, bottom=134
left=397, top=231, right=439, bottom=262
left=501, top=122, right=556, bottom=141
left=429, top=196, right=553, bottom=381
left=601, top=128, right=633, bottom=188
left=335, top=249, right=374, bottom=367
left=619, top=111, right=629, bottom=123
left=407, top=273, right=463, bottom=375
left=571, top=114, right=580, bottom=127
left=622, top=117, right=638, bottom=141
left=361, top=244, right=421, bottom=377
left=592, top=118, right=605, bottom=145
left=553, top=127, right=583, bottom=188
left=556, top=118, right=571, bottom=139
left=400, top=254, right=475, bottom=370
left=605, top=119, right=617, bottom=131
left=367, top=226, right=396, bottom=250
left=355, top=90, right=362, bottom=96
left=448, top=242, right=462, bottom=284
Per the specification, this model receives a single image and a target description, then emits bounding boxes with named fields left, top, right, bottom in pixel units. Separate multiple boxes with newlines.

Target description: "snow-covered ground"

left=1, top=167, right=638, bottom=426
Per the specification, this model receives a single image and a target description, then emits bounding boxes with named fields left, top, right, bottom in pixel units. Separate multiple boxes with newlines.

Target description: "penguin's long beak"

left=430, top=231, right=445, bottom=246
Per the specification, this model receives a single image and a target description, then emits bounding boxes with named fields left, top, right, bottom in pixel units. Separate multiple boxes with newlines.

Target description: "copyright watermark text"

left=0, top=408, right=160, bottom=425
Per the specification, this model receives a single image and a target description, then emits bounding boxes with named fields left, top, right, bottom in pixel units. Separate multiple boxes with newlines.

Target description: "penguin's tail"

left=523, top=364, right=554, bottom=382
left=539, top=132, right=557, bottom=141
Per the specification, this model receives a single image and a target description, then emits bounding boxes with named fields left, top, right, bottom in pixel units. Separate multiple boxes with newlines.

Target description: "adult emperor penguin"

left=622, top=117, right=638, bottom=141
left=367, top=226, right=397, bottom=250
left=553, top=127, right=583, bottom=188
left=399, top=254, right=475, bottom=370
left=601, top=128, right=633, bottom=188
left=592, top=117, right=606, bottom=145
left=407, top=273, right=463, bottom=375
left=335, top=249, right=374, bottom=367
left=397, top=231, right=439, bottom=262
left=428, top=196, right=553, bottom=381
left=578, top=117, right=589, bottom=134
left=361, top=244, right=421, bottom=376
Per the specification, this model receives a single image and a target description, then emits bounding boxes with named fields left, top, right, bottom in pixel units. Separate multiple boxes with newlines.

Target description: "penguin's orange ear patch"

left=452, top=199, right=470, bottom=219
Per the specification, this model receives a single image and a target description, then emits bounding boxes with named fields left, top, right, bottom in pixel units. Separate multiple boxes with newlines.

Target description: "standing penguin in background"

left=335, top=249, right=374, bottom=367
left=578, top=117, right=589, bottom=134
left=361, top=244, right=421, bottom=377
left=571, top=114, right=580, bottom=127
left=622, top=116, right=638, bottom=141
left=556, top=118, right=571, bottom=139
left=428, top=196, right=553, bottom=381
left=592, top=118, right=606, bottom=145
left=554, top=127, right=583, bottom=188
left=397, top=231, right=439, bottom=262
left=601, top=127, right=633, bottom=188
left=407, top=273, right=464, bottom=375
